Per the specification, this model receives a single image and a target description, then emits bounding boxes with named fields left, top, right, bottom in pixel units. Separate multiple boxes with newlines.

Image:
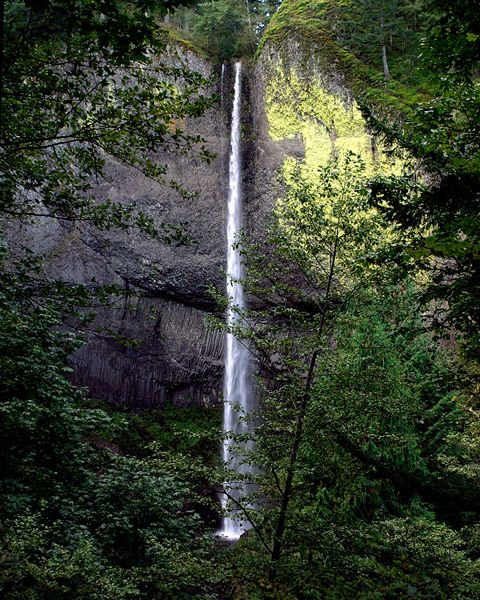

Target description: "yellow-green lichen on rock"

left=267, top=66, right=364, bottom=142
left=264, top=58, right=403, bottom=186
left=253, top=0, right=414, bottom=280
left=258, top=0, right=427, bottom=186
left=262, top=59, right=404, bottom=284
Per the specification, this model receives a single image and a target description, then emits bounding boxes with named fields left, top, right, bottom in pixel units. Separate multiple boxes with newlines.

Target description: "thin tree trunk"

left=270, top=349, right=319, bottom=565
left=245, top=0, right=252, bottom=27
left=269, top=231, right=340, bottom=577
left=382, top=43, right=390, bottom=80
left=380, top=16, right=390, bottom=80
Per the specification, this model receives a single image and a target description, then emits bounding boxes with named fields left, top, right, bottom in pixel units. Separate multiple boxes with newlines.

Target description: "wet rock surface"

left=5, top=47, right=310, bottom=409
left=7, top=48, right=230, bottom=408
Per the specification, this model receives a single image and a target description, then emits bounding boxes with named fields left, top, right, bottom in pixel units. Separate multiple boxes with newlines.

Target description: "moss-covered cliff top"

left=161, top=26, right=209, bottom=59
left=258, top=0, right=429, bottom=117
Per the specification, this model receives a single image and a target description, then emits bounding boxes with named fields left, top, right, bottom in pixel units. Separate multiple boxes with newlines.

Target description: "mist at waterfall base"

left=218, top=62, right=255, bottom=541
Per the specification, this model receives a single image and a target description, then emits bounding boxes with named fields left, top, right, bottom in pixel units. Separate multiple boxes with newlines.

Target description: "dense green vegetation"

left=0, top=251, right=222, bottom=598
left=1, top=0, right=480, bottom=598
left=166, top=1, right=282, bottom=61
left=0, top=0, right=221, bottom=597
left=220, top=153, right=480, bottom=598
left=258, top=0, right=434, bottom=121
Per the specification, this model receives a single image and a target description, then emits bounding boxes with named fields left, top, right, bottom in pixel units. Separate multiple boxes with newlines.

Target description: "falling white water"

left=220, top=63, right=226, bottom=106
left=219, top=62, right=253, bottom=540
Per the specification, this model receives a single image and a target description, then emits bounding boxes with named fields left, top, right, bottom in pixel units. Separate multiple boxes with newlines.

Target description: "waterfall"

left=219, top=62, right=253, bottom=540
left=220, top=63, right=226, bottom=107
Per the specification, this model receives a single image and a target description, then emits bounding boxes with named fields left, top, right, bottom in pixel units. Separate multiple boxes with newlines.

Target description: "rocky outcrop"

left=6, top=5, right=394, bottom=409
left=71, top=295, right=224, bottom=408
left=243, top=57, right=305, bottom=244
left=7, top=46, right=231, bottom=408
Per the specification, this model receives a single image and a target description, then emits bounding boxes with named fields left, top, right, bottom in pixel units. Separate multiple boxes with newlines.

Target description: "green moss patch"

left=258, top=0, right=428, bottom=119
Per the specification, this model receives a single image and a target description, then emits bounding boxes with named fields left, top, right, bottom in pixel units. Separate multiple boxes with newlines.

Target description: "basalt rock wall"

left=7, top=16, right=385, bottom=408
left=7, top=47, right=233, bottom=409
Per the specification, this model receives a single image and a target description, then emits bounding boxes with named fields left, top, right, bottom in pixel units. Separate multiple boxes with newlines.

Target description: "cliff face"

left=71, top=296, right=224, bottom=408
left=7, top=46, right=230, bottom=408
left=253, top=40, right=400, bottom=188
left=7, top=3, right=401, bottom=409
left=244, top=0, right=411, bottom=285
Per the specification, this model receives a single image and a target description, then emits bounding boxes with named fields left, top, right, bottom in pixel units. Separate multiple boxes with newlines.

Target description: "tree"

left=363, top=0, right=480, bottom=358
left=168, top=1, right=281, bottom=49
left=191, top=0, right=256, bottom=61
left=217, top=153, right=480, bottom=597
left=0, top=2, right=223, bottom=597
left=332, top=0, right=429, bottom=81
left=0, top=0, right=214, bottom=233
left=0, top=250, right=221, bottom=598
left=246, top=0, right=283, bottom=37
left=217, top=152, right=395, bottom=562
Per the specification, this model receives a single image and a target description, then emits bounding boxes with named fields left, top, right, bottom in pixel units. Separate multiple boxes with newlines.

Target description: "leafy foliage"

left=0, top=250, right=220, bottom=598
left=332, top=0, right=432, bottom=83
left=191, top=0, right=256, bottom=61
left=0, top=0, right=215, bottom=234
left=214, top=153, right=480, bottom=598
left=362, top=0, right=480, bottom=358
left=0, top=2, right=223, bottom=598
left=167, top=1, right=282, bottom=58
left=2, top=0, right=480, bottom=598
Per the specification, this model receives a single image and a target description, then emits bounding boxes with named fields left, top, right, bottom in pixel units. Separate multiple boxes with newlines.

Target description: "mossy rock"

left=258, top=0, right=429, bottom=121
